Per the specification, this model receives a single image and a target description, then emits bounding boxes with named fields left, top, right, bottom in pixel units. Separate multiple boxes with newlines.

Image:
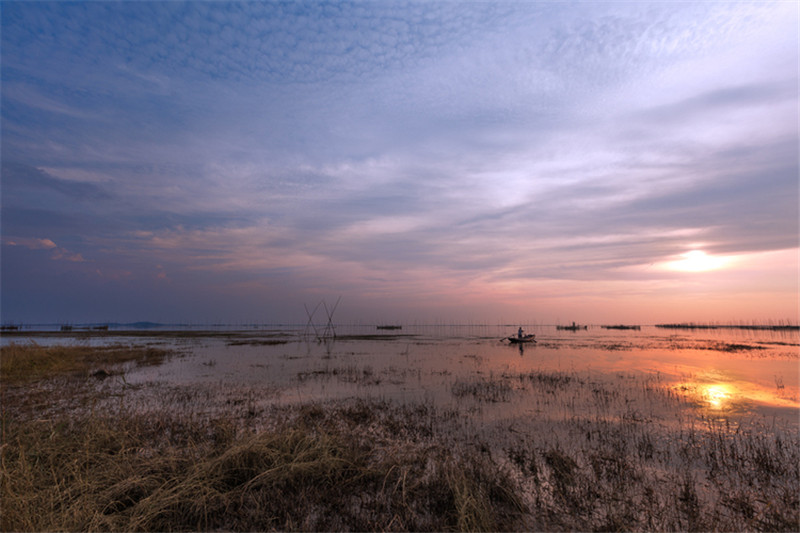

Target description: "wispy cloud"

left=3, top=236, right=85, bottom=262
left=2, top=237, right=57, bottom=250
left=1, top=1, right=796, bottom=323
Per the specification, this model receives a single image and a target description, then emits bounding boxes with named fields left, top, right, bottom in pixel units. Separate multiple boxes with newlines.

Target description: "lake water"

left=10, top=324, right=794, bottom=428
left=5, top=323, right=796, bottom=532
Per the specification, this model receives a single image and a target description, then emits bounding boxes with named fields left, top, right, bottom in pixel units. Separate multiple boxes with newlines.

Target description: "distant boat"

left=557, top=322, right=587, bottom=331
left=377, top=325, right=402, bottom=330
left=601, top=325, right=640, bottom=330
left=507, top=334, right=536, bottom=344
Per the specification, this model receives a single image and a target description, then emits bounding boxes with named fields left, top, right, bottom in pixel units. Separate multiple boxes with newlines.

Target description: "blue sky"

left=2, top=1, right=798, bottom=324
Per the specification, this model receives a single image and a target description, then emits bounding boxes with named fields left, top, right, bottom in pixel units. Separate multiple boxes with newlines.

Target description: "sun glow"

left=667, top=250, right=729, bottom=272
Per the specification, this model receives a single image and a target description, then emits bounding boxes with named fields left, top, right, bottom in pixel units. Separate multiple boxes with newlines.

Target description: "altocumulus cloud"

left=1, top=1, right=797, bottom=324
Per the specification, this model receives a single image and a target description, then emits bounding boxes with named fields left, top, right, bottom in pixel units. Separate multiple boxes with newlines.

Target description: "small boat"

left=507, top=334, right=536, bottom=343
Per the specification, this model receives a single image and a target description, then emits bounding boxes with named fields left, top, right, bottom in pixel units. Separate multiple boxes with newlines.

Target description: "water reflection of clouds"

left=8, top=325, right=797, bottom=426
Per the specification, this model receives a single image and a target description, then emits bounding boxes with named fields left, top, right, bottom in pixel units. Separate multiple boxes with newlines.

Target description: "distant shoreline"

left=2, top=322, right=798, bottom=335
left=654, top=323, right=799, bottom=331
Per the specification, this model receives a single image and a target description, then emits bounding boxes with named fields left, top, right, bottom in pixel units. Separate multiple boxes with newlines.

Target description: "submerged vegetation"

left=1, top=340, right=798, bottom=531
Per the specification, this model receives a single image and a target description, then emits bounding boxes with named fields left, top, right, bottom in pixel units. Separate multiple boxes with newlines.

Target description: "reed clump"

left=0, top=343, right=172, bottom=385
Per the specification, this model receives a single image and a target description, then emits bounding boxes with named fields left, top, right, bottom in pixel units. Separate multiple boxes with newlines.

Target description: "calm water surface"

left=5, top=325, right=797, bottom=427
left=52, top=324, right=794, bottom=428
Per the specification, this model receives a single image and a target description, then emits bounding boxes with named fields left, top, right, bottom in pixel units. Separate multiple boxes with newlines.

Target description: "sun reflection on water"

left=703, top=384, right=734, bottom=410
left=674, top=373, right=799, bottom=419
left=674, top=381, right=742, bottom=413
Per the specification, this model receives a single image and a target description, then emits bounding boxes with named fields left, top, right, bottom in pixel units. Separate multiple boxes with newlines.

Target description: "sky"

left=1, top=1, right=798, bottom=325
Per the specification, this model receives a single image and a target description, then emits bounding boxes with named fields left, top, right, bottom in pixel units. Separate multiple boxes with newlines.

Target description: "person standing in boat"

left=518, top=326, right=524, bottom=339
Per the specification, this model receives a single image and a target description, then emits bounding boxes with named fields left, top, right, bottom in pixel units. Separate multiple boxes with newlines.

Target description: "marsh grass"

left=226, top=339, right=289, bottom=346
left=2, top=342, right=798, bottom=531
left=500, top=416, right=800, bottom=532
left=1, top=401, right=525, bottom=532
left=297, top=365, right=383, bottom=386
left=452, top=375, right=514, bottom=402
left=446, top=369, right=799, bottom=531
left=0, top=343, right=173, bottom=385
left=704, top=342, right=767, bottom=353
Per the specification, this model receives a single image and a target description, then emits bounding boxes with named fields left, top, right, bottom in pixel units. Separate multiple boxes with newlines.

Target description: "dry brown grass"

left=1, top=402, right=525, bottom=532
left=0, top=343, right=172, bottom=385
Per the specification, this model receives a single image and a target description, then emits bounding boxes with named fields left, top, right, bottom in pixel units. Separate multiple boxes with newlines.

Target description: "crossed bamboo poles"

left=303, top=296, right=340, bottom=340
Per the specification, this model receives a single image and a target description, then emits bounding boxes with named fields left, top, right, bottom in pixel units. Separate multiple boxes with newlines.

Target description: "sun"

left=668, top=250, right=728, bottom=272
